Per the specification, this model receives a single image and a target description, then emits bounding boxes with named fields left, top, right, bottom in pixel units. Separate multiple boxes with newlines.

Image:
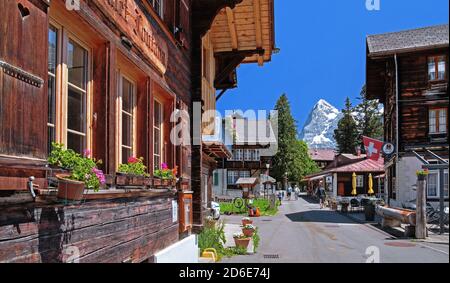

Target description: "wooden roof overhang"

left=210, top=0, right=276, bottom=90
left=203, top=142, right=233, bottom=159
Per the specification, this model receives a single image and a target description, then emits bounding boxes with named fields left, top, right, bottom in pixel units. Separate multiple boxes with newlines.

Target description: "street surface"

left=221, top=195, right=449, bottom=263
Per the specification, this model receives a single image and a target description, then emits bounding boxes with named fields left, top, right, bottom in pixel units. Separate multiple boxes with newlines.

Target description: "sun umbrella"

left=368, top=173, right=374, bottom=195
left=351, top=173, right=357, bottom=196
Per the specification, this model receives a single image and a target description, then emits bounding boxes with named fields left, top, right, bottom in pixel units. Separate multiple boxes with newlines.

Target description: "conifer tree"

left=334, top=97, right=359, bottom=154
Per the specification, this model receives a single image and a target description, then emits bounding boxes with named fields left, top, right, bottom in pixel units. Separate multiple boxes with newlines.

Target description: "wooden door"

left=338, top=183, right=345, bottom=196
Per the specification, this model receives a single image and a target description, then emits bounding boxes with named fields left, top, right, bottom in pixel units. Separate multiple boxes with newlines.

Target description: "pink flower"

left=92, top=168, right=106, bottom=185
left=83, top=149, right=92, bottom=158
left=128, top=156, right=139, bottom=164
left=161, top=163, right=168, bottom=170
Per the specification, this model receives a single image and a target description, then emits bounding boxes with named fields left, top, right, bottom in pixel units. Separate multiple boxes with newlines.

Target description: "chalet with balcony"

left=191, top=0, right=276, bottom=228
left=211, top=115, right=277, bottom=199
left=366, top=24, right=449, bottom=207
left=308, top=149, right=336, bottom=170
left=0, top=0, right=276, bottom=263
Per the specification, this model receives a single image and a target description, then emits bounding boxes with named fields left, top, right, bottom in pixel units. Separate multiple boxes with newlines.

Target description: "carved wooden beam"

left=225, top=7, right=239, bottom=50
left=192, top=0, right=244, bottom=38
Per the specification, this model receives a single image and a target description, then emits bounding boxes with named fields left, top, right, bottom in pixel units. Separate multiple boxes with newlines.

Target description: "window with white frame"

left=150, top=0, right=164, bottom=18
left=428, top=171, right=439, bottom=198
left=240, top=171, right=251, bottom=178
left=428, top=170, right=449, bottom=198
left=429, top=108, right=448, bottom=135
left=233, top=149, right=243, bottom=161
left=428, top=56, right=446, bottom=81
left=66, top=39, right=88, bottom=154
left=154, top=100, right=163, bottom=169
left=244, top=149, right=251, bottom=161
left=119, top=76, right=136, bottom=164
left=227, top=171, right=239, bottom=185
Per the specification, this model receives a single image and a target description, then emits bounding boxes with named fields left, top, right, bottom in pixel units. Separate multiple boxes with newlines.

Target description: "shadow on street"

left=285, top=210, right=356, bottom=224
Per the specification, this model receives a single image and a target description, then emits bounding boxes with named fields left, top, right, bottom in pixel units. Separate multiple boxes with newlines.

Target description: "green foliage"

left=222, top=247, right=248, bottom=257
left=334, top=97, right=359, bottom=154
left=354, top=85, right=383, bottom=151
left=271, top=94, right=318, bottom=185
left=48, top=143, right=79, bottom=170
left=289, top=140, right=321, bottom=181
left=252, top=228, right=260, bottom=252
left=219, top=199, right=279, bottom=216
left=118, top=157, right=150, bottom=177
left=48, top=143, right=105, bottom=192
left=272, top=94, right=297, bottom=187
left=198, top=220, right=227, bottom=260
left=153, top=163, right=177, bottom=180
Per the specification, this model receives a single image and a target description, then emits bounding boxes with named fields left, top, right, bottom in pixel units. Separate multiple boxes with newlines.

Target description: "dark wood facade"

left=0, top=0, right=196, bottom=262
left=0, top=0, right=276, bottom=262
left=366, top=25, right=449, bottom=205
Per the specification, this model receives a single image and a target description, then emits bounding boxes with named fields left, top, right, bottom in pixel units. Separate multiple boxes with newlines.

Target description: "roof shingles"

left=367, top=24, right=449, bottom=56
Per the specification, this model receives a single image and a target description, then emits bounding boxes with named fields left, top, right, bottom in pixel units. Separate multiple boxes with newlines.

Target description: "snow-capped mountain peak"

left=299, top=99, right=342, bottom=149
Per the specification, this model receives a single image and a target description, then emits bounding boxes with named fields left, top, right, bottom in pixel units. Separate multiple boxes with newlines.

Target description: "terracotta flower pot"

left=234, top=238, right=251, bottom=249
left=242, top=228, right=255, bottom=237
left=56, top=174, right=85, bottom=201
left=242, top=219, right=253, bottom=226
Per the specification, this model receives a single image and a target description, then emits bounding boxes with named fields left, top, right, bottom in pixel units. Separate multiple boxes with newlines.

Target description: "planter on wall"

left=116, top=173, right=146, bottom=186
left=56, top=174, right=85, bottom=201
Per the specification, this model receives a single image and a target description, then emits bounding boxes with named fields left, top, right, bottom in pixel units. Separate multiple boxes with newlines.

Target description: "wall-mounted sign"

left=382, top=142, right=395, bottom=156
left=326, top=176, right=333, bottom=184
left=172, top=200, right=179, bottom=223
left=93, top=0, right=168, bottom=74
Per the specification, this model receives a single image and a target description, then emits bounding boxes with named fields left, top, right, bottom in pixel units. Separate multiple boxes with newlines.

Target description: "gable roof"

left=367, top=24, right=449, bottom=57
left=304, top=158, right=384, bottom=180
left=308, top=149, right=336, bottom=162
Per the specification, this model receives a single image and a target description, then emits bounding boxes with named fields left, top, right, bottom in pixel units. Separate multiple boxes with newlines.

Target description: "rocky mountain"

left=299, top=99, right=342, bottom=149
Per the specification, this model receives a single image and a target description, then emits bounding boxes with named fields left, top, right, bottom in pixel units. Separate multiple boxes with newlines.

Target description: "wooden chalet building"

left=366, top=24, right=449, bottom=208
left=211, top=116, right=277, bottom=199
left=304, top=153, right=384, bottom=198
left=308, top=149, right=336, bottom=170
left=0, top=0, right=275, bottom=262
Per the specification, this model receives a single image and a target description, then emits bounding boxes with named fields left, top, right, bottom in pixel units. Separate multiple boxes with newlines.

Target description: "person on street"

left=287, top=185, right=292, bottom=201
left=317, top=181, right=326, bottom=209
left=294, top=185, right=300, bottom=200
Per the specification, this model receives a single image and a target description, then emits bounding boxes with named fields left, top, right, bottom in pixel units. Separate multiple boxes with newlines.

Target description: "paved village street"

left=221, top=195, right=449, bottom=263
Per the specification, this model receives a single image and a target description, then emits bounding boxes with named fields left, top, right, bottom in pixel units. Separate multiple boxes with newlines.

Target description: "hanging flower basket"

left=56, top=174, right=85, bottom=201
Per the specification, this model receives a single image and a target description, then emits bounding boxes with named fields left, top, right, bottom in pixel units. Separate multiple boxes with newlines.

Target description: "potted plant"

left=153, top=163, right=178, bottom=188
left=233, top=233, right=251, bottom=249
left=48, top=143, right=105, bottom=201
left=364, top=199, right=377, bottom=221
left=117, top=157, right=150, bottom=186
left=416, top=169, right=429, bottom=181
left=242, top=224, right=256, bottom=237
left=242, top=217, right=253, bottom=226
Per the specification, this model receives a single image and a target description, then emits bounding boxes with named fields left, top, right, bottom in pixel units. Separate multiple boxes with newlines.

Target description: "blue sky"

left=216, top=0, right=449, bottom=131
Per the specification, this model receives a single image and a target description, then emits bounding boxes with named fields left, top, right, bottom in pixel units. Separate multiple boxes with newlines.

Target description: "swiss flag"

left=362, top=136, right=383, bottom=161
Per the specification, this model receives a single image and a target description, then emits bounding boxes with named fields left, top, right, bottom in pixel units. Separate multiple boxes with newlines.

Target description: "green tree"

left=289, top=140, right=320, bottom=181
left=354, top=85, right=383, bottom=152
left=334, top=97, right=359, bottom=154
left=271, top=94, right=319, bottom=186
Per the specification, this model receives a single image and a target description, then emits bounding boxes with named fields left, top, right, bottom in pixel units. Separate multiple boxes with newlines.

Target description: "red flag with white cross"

left=362, top=136, right=383, bottom=161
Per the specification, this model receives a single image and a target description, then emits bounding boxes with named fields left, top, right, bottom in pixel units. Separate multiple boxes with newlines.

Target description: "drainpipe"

left=394, top=54, right=400, bottom=204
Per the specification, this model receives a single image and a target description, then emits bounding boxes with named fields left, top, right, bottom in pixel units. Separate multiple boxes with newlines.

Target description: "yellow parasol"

left=351, top=173, right=357, bottom=196
left=368, top=174, right=374, bottom=195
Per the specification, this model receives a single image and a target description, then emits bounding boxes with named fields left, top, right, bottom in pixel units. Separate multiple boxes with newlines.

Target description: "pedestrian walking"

left=316, top=181, right=326, bottom=209
left=294, top=185, right=300, bottom=200
left=287, top=185, right=292, bottom=201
